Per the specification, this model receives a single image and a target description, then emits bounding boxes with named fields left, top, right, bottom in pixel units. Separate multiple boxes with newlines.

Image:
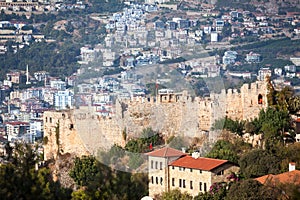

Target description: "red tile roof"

left=255, top=170, right=300, bottom=185
left=5, top=121, right=29, bottom=126
left=145, top=147, right=186, bottom=158
left=169, top=155, right=229, bottom=171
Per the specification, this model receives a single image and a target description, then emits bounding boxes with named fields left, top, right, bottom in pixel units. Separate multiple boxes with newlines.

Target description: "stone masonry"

left=43, top=80, right=268, bottom=160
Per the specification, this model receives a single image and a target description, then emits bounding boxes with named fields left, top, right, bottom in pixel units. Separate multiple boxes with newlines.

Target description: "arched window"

left=258, top=94, right=263, bottom=104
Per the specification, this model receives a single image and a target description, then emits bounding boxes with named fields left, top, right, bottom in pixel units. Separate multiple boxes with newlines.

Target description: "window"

left=179, top=179, right=182, bottom=187
left=190, top=168, right=193, bottom=172
left=258, top=94, right=263, bottom=104
left=199, top=182, right=202, bottom=191
left=204, top=183, right=207, bottom=192
left=155, top=161, right=158, bottom=169
left=156, top=177, right=158, bottom=184
left=179, top=167, right=186, bottom=171
left=69, top=124, right=74, bottom=130
left=190, top=181, right=193, bottom=189
left=217, top=170, right=224, bottom=175
left=172, top=166, right=175, bottom=170
left=49, top=117, right=52, bottom=123
left=151, top=176, right=153, bottom=184
left=172, top=178, right=175, bottom=186
left=151, top=160, right=153, bottom=169
left=199, top=170, right=202, bottom=173
left=160, top=162, right=163, bottom=170
left=183, top=179, right=186, bottom=188
left=160, top=177, right=163, bottom=185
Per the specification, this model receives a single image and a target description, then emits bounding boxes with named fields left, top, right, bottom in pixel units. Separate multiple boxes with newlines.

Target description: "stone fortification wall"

left=43, top=110, right=90, bottom=160
left=240, top=81, right=268, bottom=120
left=116, top=91, right=219, bottom=139
left=43, top=108, right=125, bottom=159
left=43, top=80, right=268, bottom=160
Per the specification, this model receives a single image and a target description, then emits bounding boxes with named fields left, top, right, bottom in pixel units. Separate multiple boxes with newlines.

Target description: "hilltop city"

left=0, top=0, right=300, bottom=199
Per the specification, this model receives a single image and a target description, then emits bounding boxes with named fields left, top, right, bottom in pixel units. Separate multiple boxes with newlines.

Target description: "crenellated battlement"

left=43, top=80, right=269, bottom=160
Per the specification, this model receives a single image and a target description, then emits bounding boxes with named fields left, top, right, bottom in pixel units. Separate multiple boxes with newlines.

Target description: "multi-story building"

left=6, top=71, right=26, bottom=85
left=54, top=90, right=73, bottom=110
left=30, top=120, right=43, bottom=140
left=222, top=51, right=238, bottom=65
left=34, top=71, right=49, bottom=82
left=258, top=68, right=272, bottom=81
left=147, top=147, right=239, bottom=197
left=5, top=121, right=30, bottom=142
left=79, top=46, right=97, bottom=64
left=50, top=80, right=66, bottom=91
left=246, top=52, right=261, bottom=63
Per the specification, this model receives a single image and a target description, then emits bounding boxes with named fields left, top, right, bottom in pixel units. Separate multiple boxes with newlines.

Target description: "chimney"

left=192, top=151, right=200, bottom=159
left=289, top=162, right=296, bottom=171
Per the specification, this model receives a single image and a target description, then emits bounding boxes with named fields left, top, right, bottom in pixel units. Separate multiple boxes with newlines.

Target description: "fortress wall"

left=43, top=110, right=90, bottom=160
left=198, top=98, right=213, bottom=131
left=225, top=89, right=243, bottom=120
left=43, top=80, right=269, bottom=161
left=241, top=81, right=268, bottom=120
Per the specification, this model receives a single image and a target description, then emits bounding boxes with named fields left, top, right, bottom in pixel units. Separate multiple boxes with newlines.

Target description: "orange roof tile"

left=145, top=147, right=186, bottom=158
left=169, top=155, right=229, bottom=171
left=5, top=121, right=30, bottom=126
left=255, top=170, right=300, bottom=185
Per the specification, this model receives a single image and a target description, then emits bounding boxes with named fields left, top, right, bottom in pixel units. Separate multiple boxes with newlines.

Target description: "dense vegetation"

left=230, top=38, right=299, bottom=73
left=69, top=155, right=148, bottom=199
left=0, top=143, right=148, bottom=200
left=87, top=0, right=125, bottom=13
left=0, top=143, right=71, bottom=199
left=0, top=0, right=126, bottom=79
left=0, top=41, right=80, bottom=78
left=98, top=128, right=164, bottom=170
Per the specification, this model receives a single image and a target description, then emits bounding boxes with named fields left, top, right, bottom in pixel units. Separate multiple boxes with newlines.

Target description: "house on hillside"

left=146, top=147, right=239, bottom=197
left=255, top=162, right=300, bottom=187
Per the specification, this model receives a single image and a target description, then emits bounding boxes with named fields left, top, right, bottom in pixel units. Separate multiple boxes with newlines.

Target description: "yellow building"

left=147, top=147, right=239, bottom=197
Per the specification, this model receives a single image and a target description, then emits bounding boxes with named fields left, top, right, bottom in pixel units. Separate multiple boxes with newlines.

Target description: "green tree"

left=69, top=156, right=99, bottom=187
left=98, top=144, right=125, bottom=166
left=206, top=140, right=239, bottom=163
left=194, top=192, right=214, bottom=200
left=239, top=149, right=281, bottom=178
left=0, top=143, right=71, bottom=199
left=167, top=136, right=189, bottom=150
left=125, top=128, right=163, bottom=153
left=247, top=107, right=291, bottom=149
left=225, top=179, right=277, bottom=200
left=156, top=189, right=193, bottom=200
left=70, top=155, right=148, bottom=199
left=212, top=117, right=245, bottom=136
left=128, top=153, right=144, bottom=170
